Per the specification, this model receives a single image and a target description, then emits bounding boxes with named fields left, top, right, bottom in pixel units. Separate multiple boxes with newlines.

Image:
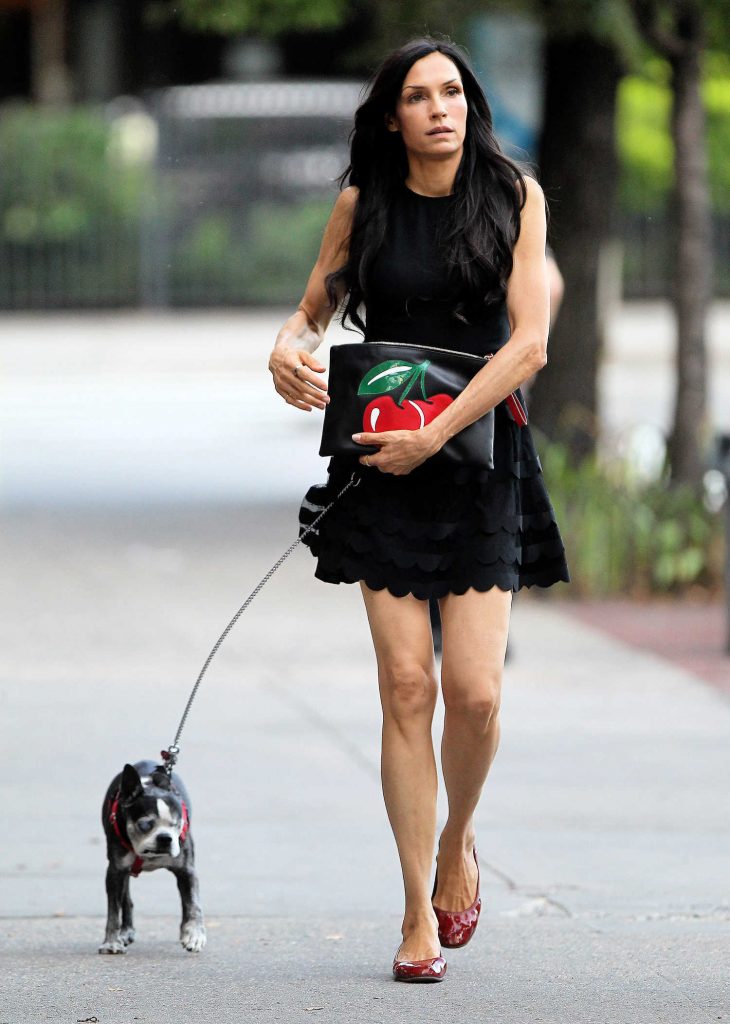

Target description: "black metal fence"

left=0, top=82, right=727, bottom=310
left=142, top=82, right=361, bottom=307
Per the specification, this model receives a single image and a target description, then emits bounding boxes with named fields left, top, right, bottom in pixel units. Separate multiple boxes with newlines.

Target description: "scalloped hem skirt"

left=297, top=402, right=571, bottom=601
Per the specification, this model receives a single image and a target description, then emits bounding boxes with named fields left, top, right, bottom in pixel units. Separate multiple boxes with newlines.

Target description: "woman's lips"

left=427, top=127, right=454, bottom=135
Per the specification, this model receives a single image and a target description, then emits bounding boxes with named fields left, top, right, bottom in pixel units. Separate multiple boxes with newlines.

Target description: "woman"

left=268, top=37, right=570, bottom=982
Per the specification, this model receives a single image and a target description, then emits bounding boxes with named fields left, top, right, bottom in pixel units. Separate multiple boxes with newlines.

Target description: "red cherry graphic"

left=363, top=393, right=453, bottom=433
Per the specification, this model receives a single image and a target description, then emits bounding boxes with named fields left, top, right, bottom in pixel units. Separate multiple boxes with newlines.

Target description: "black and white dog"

left=99, top=760, right=206, bottom=954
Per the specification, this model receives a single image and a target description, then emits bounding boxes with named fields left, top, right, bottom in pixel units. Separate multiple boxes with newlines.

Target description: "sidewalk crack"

left=479, top=858, right=519, bottom=891
left=479, top=860, right=574, bottom=917
left=654, top=969, right=718, bottom=1021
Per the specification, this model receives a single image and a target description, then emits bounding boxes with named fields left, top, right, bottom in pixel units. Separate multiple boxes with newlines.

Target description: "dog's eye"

left=136, top=819, right=155, bottom=833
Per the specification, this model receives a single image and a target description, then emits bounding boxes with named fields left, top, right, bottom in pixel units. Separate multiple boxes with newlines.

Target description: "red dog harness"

left=108, top=794, right=190, bottom=878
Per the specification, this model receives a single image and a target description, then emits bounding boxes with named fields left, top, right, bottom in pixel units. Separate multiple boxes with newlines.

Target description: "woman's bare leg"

left=359, top=581, right=441, bottom=961
left=433, top=585, right=512, bottom=910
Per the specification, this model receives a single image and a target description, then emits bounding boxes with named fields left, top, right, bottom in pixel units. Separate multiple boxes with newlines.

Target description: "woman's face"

left=386, top=51, right=468, bottom=161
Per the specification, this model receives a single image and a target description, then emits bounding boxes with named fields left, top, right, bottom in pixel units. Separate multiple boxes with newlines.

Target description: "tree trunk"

left=528, top=31, right=622, bottom=463
left=666, top=9, right=712, bottom=487
left=30, top=0, right=72, bottom=105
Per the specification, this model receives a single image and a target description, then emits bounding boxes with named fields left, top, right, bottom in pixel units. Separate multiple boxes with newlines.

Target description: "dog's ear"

left=120, top=763, right=143, bottom=802
left=151, top=768, right=171, bottom=790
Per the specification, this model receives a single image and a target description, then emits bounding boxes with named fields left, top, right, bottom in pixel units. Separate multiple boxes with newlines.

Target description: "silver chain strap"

left=161, top=470, right=361, bottom=774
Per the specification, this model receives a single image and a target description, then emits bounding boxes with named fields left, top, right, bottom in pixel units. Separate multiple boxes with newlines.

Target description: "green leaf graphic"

left=357, top=360, right=417, bottom=396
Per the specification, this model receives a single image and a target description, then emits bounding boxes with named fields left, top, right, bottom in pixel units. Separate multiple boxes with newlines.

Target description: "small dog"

left=99, top=759, right=206, bottom=954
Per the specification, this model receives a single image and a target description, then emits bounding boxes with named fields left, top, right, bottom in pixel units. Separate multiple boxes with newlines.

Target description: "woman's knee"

left=442, top=670, right=502, bottom=726
left=379, top=660, right=438, bottom=723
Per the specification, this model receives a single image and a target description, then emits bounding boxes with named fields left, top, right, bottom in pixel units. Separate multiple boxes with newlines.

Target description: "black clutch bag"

left=319, top=341, right=498, bottom=469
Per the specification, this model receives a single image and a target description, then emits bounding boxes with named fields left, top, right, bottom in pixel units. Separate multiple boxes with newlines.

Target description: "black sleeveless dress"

left=297, top=182, right=571, bottom=600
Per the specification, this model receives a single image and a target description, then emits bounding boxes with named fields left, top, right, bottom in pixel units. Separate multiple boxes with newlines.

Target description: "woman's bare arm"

left=268, top=186, right=358, bottom=412
left=412, top=174, right=550, bottom=449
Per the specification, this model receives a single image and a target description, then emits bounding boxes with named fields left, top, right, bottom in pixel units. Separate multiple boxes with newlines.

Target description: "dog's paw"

left=180, top=921, right=206, bottom=953
left=119, top=927, right=136, bottom=946
left=98, top=939, right=127, bottom=955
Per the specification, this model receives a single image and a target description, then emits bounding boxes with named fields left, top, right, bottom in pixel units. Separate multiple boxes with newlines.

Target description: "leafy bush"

left=170, top=199, right=332, bottom=304
left=0, top=102, right=149, bottom=244
left=0, top=102, right=154, bottom=306
left=538, top=431, right=725, bottom=598
left=236, top=199, right=333, bottom=302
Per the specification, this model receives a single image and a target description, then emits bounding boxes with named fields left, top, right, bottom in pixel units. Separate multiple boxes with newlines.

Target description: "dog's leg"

left=171, top=844, right=206, bottom=952
left=99, top=864, right=129, bottom=954
left=119, top=873, right=136, bottom=946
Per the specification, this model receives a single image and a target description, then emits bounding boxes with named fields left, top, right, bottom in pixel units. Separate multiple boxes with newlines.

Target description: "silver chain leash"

left=161, top=470, right=361, bottom=775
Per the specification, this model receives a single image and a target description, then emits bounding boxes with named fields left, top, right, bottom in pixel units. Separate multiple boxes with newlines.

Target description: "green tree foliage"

left=617, top=59, right=673, bottom=211
left=617, top=51, right=730, bottom=213
left=150, top=0, right=491, bottom=74
left=704, top=51, right=730, bottom=213
left=149, top=0, right=347, bottom=35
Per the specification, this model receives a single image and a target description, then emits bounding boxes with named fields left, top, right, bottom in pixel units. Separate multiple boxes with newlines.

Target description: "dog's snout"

left=156, top=833, right=173, bottom=850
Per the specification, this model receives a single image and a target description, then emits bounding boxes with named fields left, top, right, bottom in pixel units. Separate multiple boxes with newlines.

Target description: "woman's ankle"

left=402, top=909, right=438, bottom=933
left=437, top=822, right=476, bottom=853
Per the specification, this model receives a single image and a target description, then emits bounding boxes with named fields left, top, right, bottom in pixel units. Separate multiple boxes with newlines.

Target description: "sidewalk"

left=564, top=598, right=729, bottom=694
left=1, top=502, right=728, bottom=1023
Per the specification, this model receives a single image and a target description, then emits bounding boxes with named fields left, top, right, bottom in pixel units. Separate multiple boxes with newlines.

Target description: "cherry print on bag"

left=318, top=341, right=497, bottom=468
left=358, top=359, right=454, bottom=434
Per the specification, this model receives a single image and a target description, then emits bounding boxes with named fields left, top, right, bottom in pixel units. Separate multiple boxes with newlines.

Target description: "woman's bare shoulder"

left=322, top=186, right=359, bottom=252
left=523, top=175, right=544, bottom=200
left=512, top=173, right=543, bottom=208
left=335, top=184, right=359, bottom=212
left=511, top=174, right=547, bottom=256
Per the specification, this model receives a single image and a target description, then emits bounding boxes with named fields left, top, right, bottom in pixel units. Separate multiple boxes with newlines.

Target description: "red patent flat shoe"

left=431, top=845, right=482, bottom=948
left=392, top=945, right=447, bottom=983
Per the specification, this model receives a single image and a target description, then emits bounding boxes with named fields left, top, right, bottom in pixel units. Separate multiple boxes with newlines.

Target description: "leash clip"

left=161, top=744, right=180, bottom=776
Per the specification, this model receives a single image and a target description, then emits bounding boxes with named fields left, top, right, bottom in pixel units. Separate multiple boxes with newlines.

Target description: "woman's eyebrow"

left=402, top=78, right=459, bottom=92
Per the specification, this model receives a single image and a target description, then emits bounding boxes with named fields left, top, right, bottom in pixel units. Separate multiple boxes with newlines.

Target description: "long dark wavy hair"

left=325, top=36, right=540, bottom=333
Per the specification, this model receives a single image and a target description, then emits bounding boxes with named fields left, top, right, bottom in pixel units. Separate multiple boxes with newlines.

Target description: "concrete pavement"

left=1, top=502, right=729, bottom=1023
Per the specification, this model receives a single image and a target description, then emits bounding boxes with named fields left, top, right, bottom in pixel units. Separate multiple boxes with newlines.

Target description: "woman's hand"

left=269, top=188, right=358, bottom=413
left=352, top=427, right=442, bottom=475
left=268, top=323, right=330, bottom=412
